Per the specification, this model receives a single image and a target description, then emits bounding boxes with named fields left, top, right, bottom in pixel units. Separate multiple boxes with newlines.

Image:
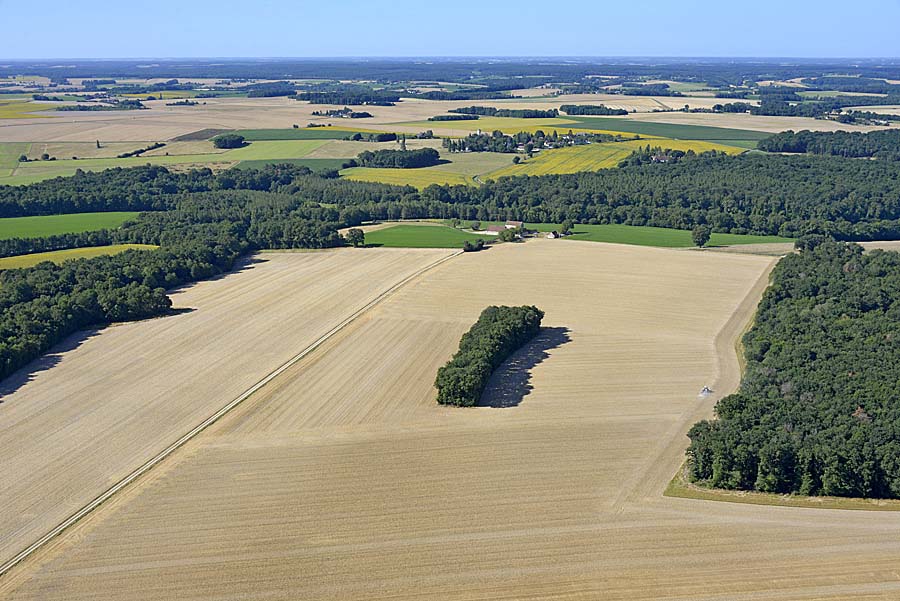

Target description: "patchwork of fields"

left=7, top=242, right=897, bottom=600
left=0, top=139, right=328, bottom=184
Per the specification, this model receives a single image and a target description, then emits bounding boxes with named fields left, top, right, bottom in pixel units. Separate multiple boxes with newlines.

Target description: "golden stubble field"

left=6, top=241, right=897, bottom=600
left=0, top=248, right=453, bottom=572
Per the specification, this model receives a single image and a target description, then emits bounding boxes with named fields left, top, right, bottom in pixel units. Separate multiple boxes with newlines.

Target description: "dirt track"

left=0, top=248, right=453, bottom=570
left=5, top=241, right=900, bottom=600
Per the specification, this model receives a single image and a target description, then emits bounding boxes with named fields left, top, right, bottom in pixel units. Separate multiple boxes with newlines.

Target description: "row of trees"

left=434, top=305, right=544, bottom=406
left=688, top=241, right=900, bottom=498
left=295, top=91, right=398, bottom=105
left=758, top=129, right=900, bottom=159
left=560, top=104, right=628, bottom=116
left=441, top=129, right=626, bottom=153
left=355, top=148, right=440, bottom=168
left=428, top=114, right=480, bottom=121
left=448, top=106, right=559, bottom=118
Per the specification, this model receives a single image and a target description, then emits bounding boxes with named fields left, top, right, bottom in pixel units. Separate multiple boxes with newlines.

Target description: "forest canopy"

left=688, top=241, right=900, bottom=499
left=434, top=305, right=544, bottom=407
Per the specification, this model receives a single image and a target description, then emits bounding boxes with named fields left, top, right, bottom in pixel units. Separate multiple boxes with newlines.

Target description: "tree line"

left=441, top=129, right=629, bottom=154
left=428, top=114, right=480, bottom=121
left=688, top=240, right=900, bottom=498
left=434, top=305, right=544, bottom=406
left=448, top=106, right=560, bottom=118
left=757, top=129, right=900, bottom=159
left=560, top=104, right=629, bottom=116
left=354, top=148, right=440, bottom=168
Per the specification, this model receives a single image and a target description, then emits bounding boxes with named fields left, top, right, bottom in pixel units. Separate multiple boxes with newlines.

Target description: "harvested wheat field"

left=5, top=240, right=900, bottom=600
left=0, top=248, right=453, bottom=571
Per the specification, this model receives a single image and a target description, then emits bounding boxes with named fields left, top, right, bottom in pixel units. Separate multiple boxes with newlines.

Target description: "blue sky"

left=1, top=0, right=898, bottom=58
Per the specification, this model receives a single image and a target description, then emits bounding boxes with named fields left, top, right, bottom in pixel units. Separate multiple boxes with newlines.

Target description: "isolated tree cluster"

left=434, top=305, right=544, bottom=407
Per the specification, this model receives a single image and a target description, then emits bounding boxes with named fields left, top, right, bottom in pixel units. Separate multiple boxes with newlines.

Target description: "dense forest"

left=355, top=148, right=440, bottom=168
left=448, top=106, right=559, bottom=118
left=434, top=305, right=544, bottom=406
left=688, top=241, right=900, bottom=498
left=757, top=129, right=900, bottom=159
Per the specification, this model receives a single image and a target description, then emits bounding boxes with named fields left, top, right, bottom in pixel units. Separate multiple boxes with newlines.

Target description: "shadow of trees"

left=478, top=326, right=571, bottom=408
left=0, top=329, right=102, bottom=401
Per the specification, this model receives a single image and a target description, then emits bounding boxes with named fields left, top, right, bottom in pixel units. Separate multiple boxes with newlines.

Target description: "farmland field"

left=561, top=116, right=771, bottom=141
left=0, top=99, right=52, bottom=120
left=487, top=222, right=790, bottom=247
left=0, top=248, right=454, bottom=571
left=235, top=127, right=373, bottom=140
left=0, top=140, right=329, bottom=185
left=0, top=244, right=157, bottom=270
left=0, top=212, right=139, bottom=240
left=486, top=139, right=745, bottom=179
left=10, top=242, right=892, bottom=601
left=365, top=224, right=491, bottom=247
left=342, top=146, right=518, bottom=186
left=0, top=143, right=29, bottom=177
left=375, top=222, right=791, bottom=248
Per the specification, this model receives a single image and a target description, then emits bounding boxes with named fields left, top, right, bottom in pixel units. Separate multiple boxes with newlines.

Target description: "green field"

left=0, top=143, right=30, bottom=177
left=0, top=244, right=157, bottom=270
left=562, top=224, right=789, bottom=247
left=236, top=128, right=371, bottom=141
left=561, top=117, right=769, bottom=141
left=0, top=98, right=53, bottom=119
left=0, top=212, right=140, bottom=239
left=0, top=140, right=328, bottom=185
left=364, top=224, right=492, bottom=248
left=365, top=222, right=791, bottom=249
left=516, top=222, right=789, bottom=247
left=486, top=139, right=744, bottom=179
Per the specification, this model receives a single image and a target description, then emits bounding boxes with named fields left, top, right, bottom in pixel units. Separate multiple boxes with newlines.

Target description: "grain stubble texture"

left=0, top=248, right=453, bottom=570
left=6, top=241, right=900, bottom=600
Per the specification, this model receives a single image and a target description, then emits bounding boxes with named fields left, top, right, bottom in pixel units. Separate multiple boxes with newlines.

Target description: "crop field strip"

left=0, top=139, right=329, bottom=185
left=0, top=212, right=139, bottom=239
left=10, top=242, right=890, bottom=601
left=0, top=245, right=157, bottom=270
left=0, top=248, right=454, bottom=573
left=485, top=139, right=746, bottom=179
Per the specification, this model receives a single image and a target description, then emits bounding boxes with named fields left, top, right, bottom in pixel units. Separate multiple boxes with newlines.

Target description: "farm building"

left=484, top=225, right=506, bottom=235
left=505, top=221, right=524, bottom=229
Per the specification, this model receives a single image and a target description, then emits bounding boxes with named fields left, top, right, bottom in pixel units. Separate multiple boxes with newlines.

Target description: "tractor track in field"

left=0, top=249, right=462, bottom=580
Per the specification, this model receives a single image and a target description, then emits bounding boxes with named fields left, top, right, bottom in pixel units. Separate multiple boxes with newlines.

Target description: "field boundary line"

left=0, top=249, right=462, bottom=579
